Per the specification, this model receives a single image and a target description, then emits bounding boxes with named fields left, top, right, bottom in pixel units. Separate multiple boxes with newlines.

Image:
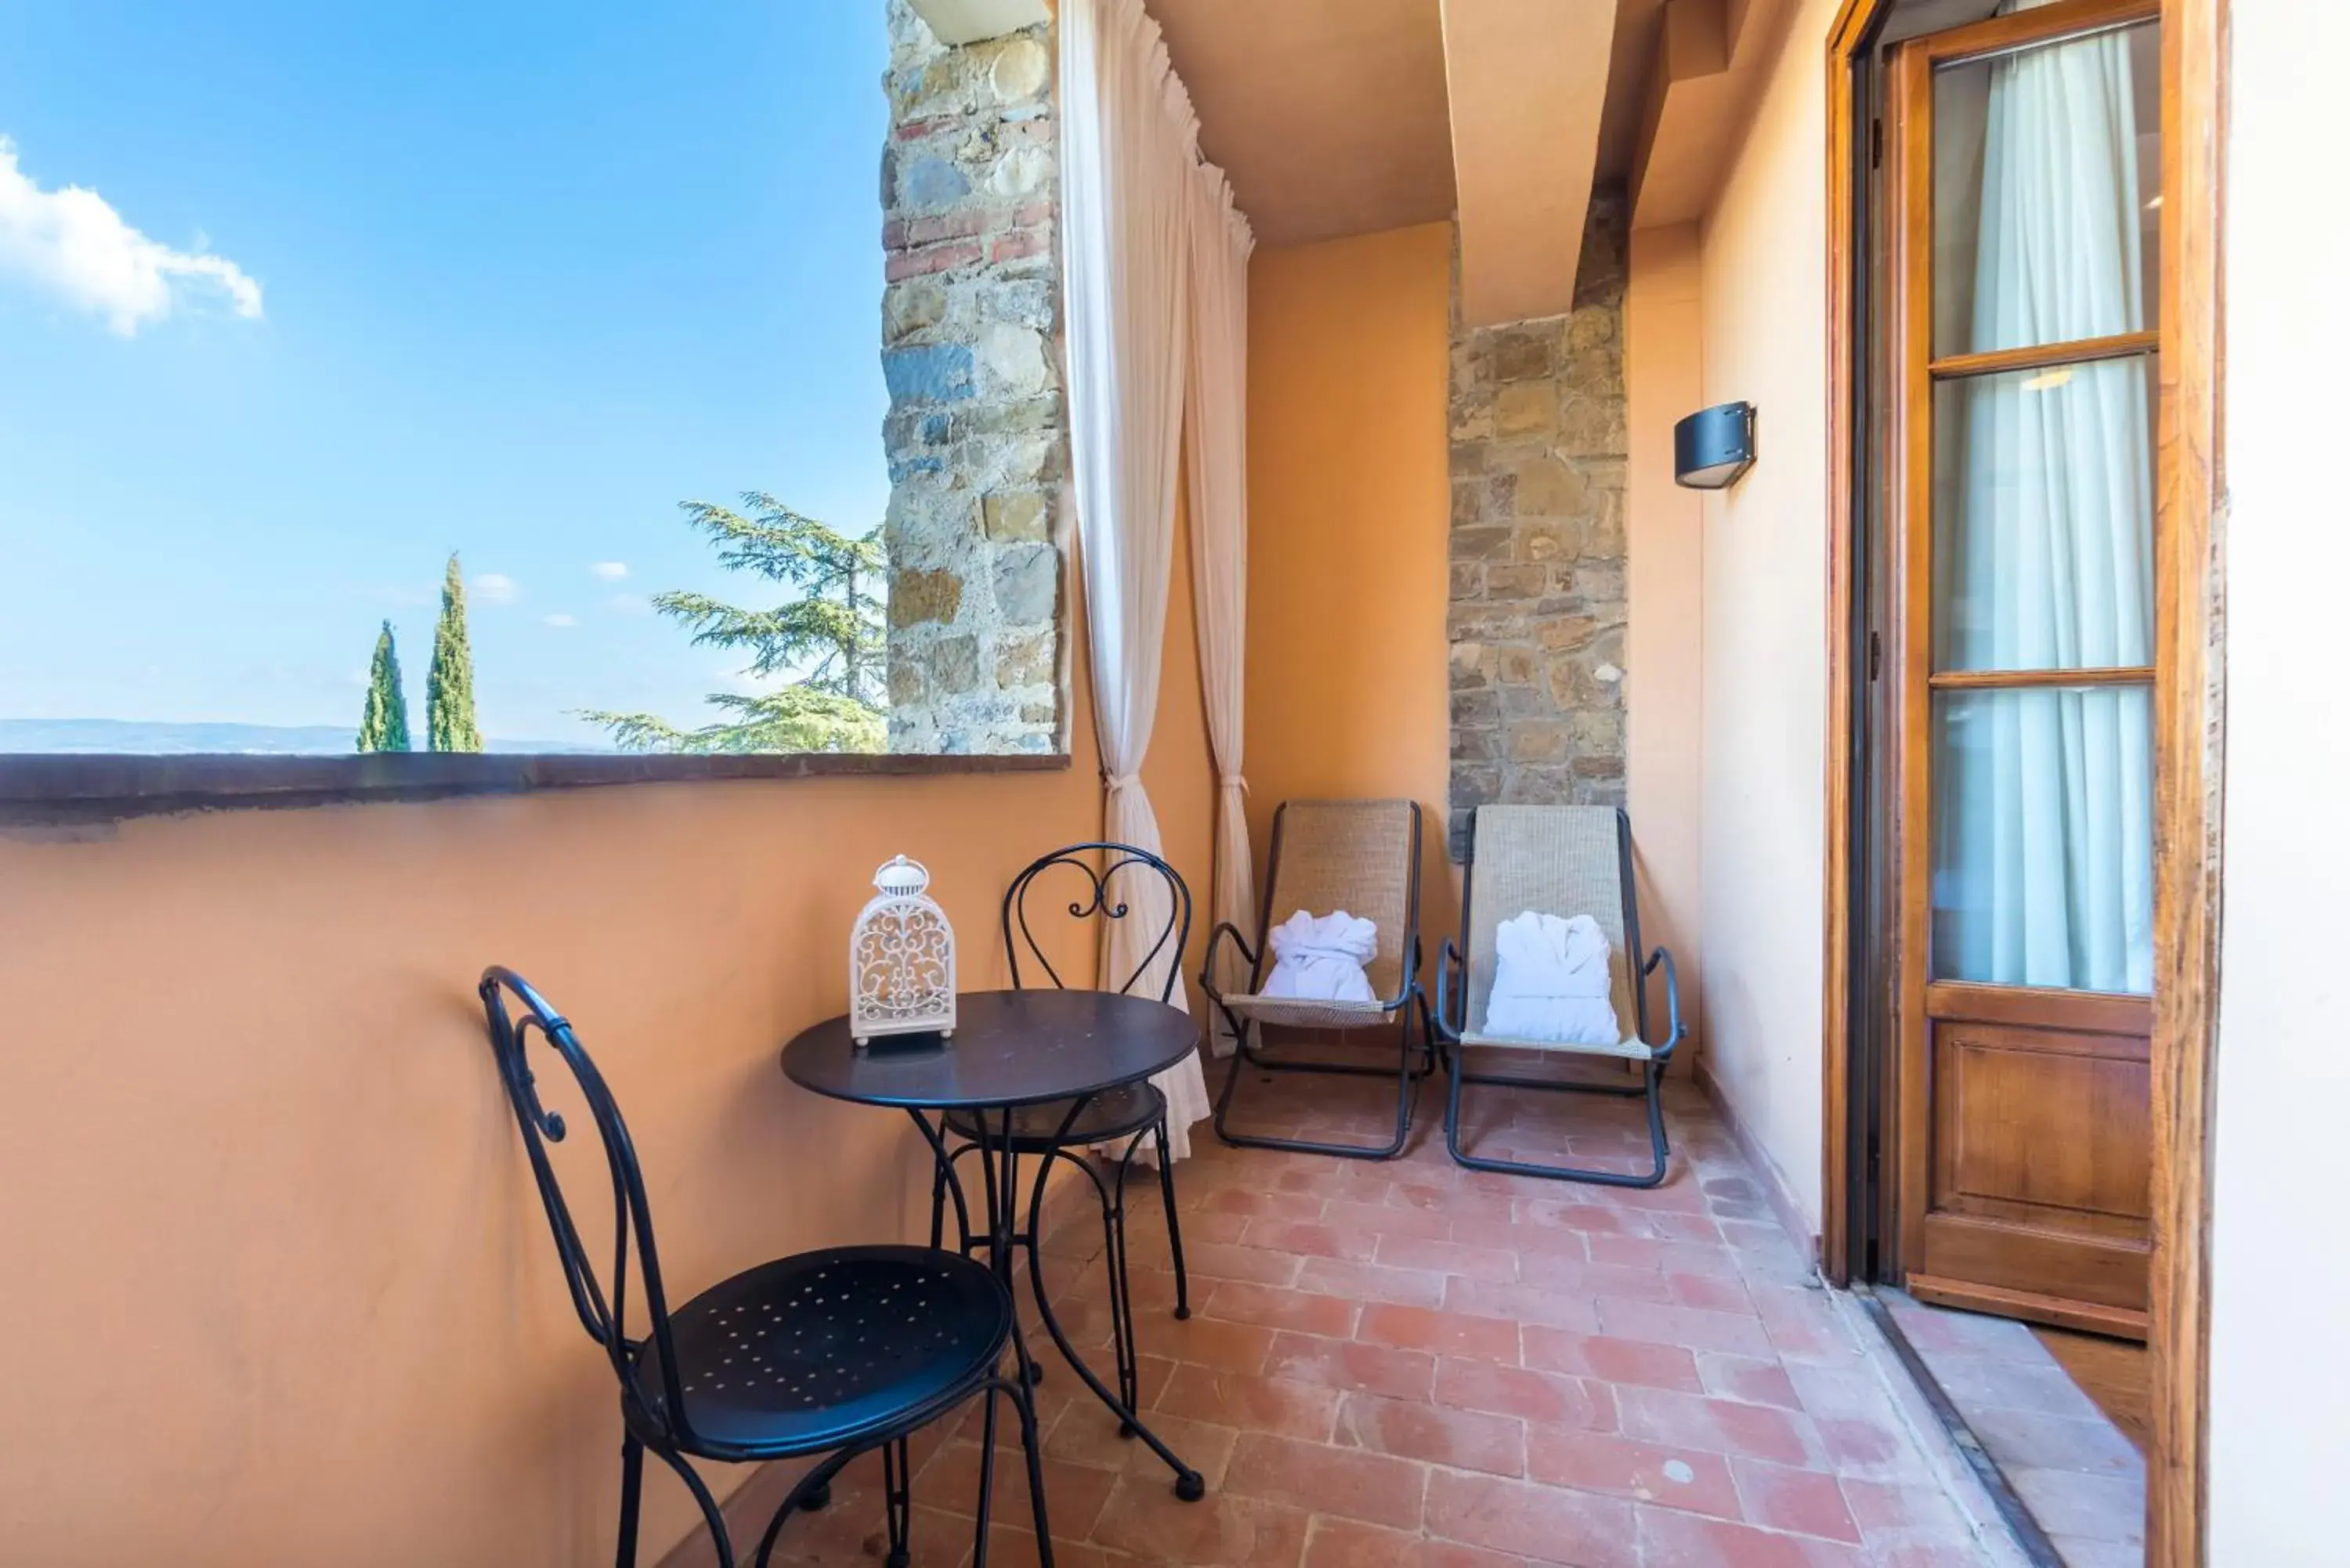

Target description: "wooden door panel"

left=1932, top=1021, right=2151, bottom=1234
left=1923, top=981, right=2151, bottom=1037
left=1918, top=1214, right=2149, bottom=1313
left=1911, top=1228, right=2150, bottom=1336
left=1912, top=999, right=2153, bottom=1336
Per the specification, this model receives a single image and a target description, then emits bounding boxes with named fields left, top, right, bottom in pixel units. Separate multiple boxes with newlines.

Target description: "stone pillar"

left=880, top=0, right=1065, bottom=754
left=1446, top=186, right=1630, bottom=860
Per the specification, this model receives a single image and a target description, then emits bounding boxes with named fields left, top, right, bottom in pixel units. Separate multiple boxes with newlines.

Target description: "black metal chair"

left=932, top=843, right=1195, bottom=1422
left=1431, top=806, right=1686, bottom=1187
left=481, top=968, right=1053, bottom=1568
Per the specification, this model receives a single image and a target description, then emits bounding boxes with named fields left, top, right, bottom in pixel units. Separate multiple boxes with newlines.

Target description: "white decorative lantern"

left=849, top=855, right=957, bottom=1046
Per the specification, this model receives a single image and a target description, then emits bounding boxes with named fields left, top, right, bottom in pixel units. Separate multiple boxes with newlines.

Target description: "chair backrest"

left=479, top=967, right=694, bottom=1443
left=1459, top=805, right=1647, bottom=1042
left=1003, top=841, right=1193, bottom=1003
left=1254, top=799, right=1423, bottom=1003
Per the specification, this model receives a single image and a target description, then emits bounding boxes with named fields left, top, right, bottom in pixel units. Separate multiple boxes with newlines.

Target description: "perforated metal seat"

left=482, top=969, right=1053, bottom=1568
left=941, top=1081, right=1166, bottom=1151
left=629, top=1246, right=1010, bottom=1462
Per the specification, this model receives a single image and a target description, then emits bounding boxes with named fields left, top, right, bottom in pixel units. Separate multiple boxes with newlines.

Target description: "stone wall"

left=1446, top=187, right=1630, bottom=860
left=880, top=0, right=1065, bottom=754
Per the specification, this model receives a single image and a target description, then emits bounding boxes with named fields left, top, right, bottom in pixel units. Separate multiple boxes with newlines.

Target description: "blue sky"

left=0, top=1, right=890, bottom=747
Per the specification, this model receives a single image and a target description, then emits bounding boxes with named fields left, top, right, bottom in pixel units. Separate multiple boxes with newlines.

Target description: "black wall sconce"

left=1673, top=401, right=1755, bottom=490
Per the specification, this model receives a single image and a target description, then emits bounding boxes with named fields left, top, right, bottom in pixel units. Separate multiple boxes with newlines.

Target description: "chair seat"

left=1459, top=1028, right=1654, bottom=1062
left=630, top=1245, right=1010, bottom=1462
left=943, top=1081, right=1166, bottom=1149
left=1218, top=993, right=1397, bottom=1031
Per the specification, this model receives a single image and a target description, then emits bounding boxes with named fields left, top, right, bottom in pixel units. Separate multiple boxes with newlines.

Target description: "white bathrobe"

left=1260, top=910, right=1379, bottom=1003
left=1485, top=911, right=1620, bottom=1046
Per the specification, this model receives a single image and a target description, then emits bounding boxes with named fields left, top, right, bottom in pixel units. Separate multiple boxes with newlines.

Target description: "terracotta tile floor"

left=767, top=1066, right=2009, bottom=1568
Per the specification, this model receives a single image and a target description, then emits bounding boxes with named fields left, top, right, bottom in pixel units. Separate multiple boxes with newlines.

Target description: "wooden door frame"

left=1818, top=0, right=2226, bottom=1562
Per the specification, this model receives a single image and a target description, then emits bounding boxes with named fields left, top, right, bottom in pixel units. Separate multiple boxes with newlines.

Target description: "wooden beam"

left=1441, top=0, right=1618, bottom=327
left=1632, top=0, right=1733, bottom=228
left=1632, top=0, right=1800, bottom=229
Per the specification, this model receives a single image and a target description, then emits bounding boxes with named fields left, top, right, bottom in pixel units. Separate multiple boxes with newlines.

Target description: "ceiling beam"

left=1629, top=0, right=1794, bottom=229
left=1150, top=0, right=1458, bottom=249
left=904, top=0, right=1050, bottom=46
left=1441, top=0, right=1619, bottom=327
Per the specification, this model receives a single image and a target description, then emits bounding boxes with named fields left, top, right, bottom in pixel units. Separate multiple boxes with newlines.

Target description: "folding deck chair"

left=1434, top=804, right=1686, bottom=1187
left=1203, top=798, right=1432, bottom=1160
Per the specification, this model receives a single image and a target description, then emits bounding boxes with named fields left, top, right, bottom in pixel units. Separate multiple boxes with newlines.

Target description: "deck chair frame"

left=1434, top=805, right=1686, bottom=1187
left=1202, top=799, right=1433, bottom=1161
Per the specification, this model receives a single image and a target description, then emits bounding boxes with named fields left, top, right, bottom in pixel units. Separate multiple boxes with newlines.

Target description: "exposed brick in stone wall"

left=1446, top=187, right=1630, bottom=860
left=880, top=0, right=1065, bottom=755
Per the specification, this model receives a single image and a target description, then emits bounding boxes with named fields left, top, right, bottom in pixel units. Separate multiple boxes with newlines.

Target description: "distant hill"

left=0, top=719, right=610, bottom=755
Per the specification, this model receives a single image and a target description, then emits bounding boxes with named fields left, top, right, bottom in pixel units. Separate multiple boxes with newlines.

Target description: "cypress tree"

left=356, top=620, right=411, bottom=753
left=426, top=552, right=483, bottom=753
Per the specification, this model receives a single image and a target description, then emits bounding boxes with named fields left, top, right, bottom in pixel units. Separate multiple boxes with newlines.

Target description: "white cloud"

left=590, top=561, right=629, bottom=581
left=542, top=612, right=577, bottom=628
left=471, top=573, right=519, bottom=605
left=0, top=136, right=263, bottom=336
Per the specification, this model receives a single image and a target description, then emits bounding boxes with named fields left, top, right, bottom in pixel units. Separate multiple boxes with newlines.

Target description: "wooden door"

left=1888, top=0, right=2162, bottom=1340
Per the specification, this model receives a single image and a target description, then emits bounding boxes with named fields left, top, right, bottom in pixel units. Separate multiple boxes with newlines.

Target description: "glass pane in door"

left=1931, top=356, right=2157, bottom=672
left=1931, top=684, right=2153, bottom=993
left=1932, top=20, right=2161, bottom=358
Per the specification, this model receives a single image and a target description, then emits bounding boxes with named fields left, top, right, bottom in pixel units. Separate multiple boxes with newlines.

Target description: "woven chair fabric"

left=1457, top=1024, right=1653, bottom=1061
left=1217, top=799, right=1415, bottom=1028
left=1249, top=798, right=1415, bottom=1002
left=1219, top=995, right=1399, bottom=1031
left=1459, top=805, right=1647, bottom=1060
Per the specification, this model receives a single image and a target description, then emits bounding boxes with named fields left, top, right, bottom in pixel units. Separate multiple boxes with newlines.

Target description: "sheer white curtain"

left=1060, top=0, right=1210, bottom=1151
left=1935, top=7, right=2154, bottom=992
left=1184, top=164, right=1254, bottom=1056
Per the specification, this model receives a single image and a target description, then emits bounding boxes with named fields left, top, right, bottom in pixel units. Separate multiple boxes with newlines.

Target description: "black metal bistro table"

left=782, top=988, right=1206, bottom=1500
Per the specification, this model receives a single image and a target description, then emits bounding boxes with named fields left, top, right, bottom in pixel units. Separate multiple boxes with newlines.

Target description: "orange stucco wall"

left=1623, top=222, right=1708, bottom=1061
left=1243, top=222, right=1458, bottom=944
left=1676, top=0, right=1842, bottom=1232
left=0, top=562, right=1219, bottom=1563
left=1615, top=0, right=1838, bottom=1237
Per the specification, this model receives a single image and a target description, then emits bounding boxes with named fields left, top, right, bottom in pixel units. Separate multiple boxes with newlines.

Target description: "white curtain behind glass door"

left=1933, top=10, right=2156, bottom=993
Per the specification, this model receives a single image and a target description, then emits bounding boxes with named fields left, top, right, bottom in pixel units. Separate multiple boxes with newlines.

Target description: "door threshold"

left=1854, top=1285, right=2070, bottom=1568
left=1861, top=1284, right=2151, bottom=1565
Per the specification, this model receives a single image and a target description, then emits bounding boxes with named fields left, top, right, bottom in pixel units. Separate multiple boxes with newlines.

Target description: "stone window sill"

left=0, top=751, right=1069, bottom=828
